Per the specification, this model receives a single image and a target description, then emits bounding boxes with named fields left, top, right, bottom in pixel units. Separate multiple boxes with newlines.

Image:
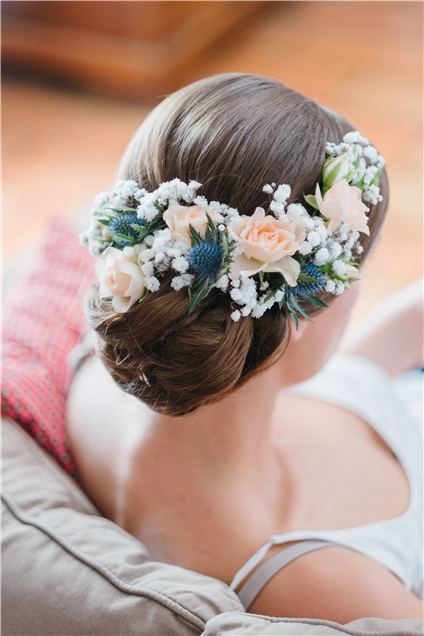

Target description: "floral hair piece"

left=80, top=131, right=385, bottom=326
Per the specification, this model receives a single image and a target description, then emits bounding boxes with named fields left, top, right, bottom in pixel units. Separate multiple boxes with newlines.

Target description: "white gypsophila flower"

left=231, top=310, right=241, bottom=322
left=260, top=281, right=269, bottom=291
left=172, top=256, right=189, bottom=273
left=88, top=240, right=105, bottom=256
left=230, top=288, right=243, bottom=302
left=214, top=213, right=224, bottom=223
left=307, top=231, right=321, bottom=247
left=144, top=235, right=154, bottom=247
left=325, top=279, right=336, bottom=293
left=239, top=277, right=257, bottom=305
left=377, top=155, right=386, bottom=169
left=155, top=251, right=165, bottom=263
left=241, top=306, right=252, bottom=317
left=140, top=248, right=155, bottom=263
left=314, top=247, right=330, bottom=265
left=275, top=290, right=284, bottom=303
left=156, top=260, right=170, bottom=273
left=102, top=225, right=113, bottom=241
left=362, top=145, right=379, bottom=164
left=315, top=222, right=328, bottom=243
left=145, top=276, right=160, bottom=292
left=287, top=203, right=307, bottom=218
left=79, top=231, right=89, bottom=247
left=119, top=180, right=140, bottom=200
left=232, top=279, right=240, bottom=288
left=326, top=142, right=337, bottom=155
left=356, top=244, right=364, bottom=254
left=141, top=261, right=155, bottom=277
left=216, top=274, right=229, bottom=291
left=171, top=274, right=193, bottom=290
left=335, top=281, right=346, bottom=295
left=263, top=184, right=274, bottom=194
left=363, top=184, right=382, bottom=205
left=94, top=191, right=110, bottom=210
left=343, top=131, right=369, bottom=145
left=167, top=247, right=182, bottom=259
left=343, top=248, right=352, bottom=261
left=332, top=260, right=347, bottom=276
left=364, top=165, right=378, bottom=185
left=299, top=241, right=313, bottom=256
left=273, top=183, right=291, bottom=203
left=303, top=216, right=315, bottom=230
left=218, top=224, right=226, bottom=232
left=339, top=223, right=350, bottom=235
left=209, top=201, right=223, bottom=214
left=270, top=200, right=287, bottom=220
left=87, top=218, right=102, bottom=239
left=225, top=207, right=239, bottom=220
left=328, top=241, right=342, bottom=258
left=339, top=233, right=348, bottom=242
left=193, top=195, right=208, bottom=208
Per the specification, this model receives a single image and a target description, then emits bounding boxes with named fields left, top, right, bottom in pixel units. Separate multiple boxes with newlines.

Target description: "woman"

left=66, top=73, right=423, bottom=622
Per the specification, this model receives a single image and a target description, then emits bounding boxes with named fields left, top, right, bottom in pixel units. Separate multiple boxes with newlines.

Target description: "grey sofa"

left=3, top=417, right=423, bottom=636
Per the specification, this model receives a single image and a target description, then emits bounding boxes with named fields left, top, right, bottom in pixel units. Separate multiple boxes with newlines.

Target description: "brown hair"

left=85, top=73, right=389, bottom=416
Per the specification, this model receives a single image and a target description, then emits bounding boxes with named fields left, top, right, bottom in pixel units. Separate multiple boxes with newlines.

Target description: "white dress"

left=230, top=354, right=423, bottom=603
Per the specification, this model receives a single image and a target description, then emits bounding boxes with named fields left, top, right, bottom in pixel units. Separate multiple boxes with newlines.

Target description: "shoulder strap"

left=237, top=539, right=340, bottom=610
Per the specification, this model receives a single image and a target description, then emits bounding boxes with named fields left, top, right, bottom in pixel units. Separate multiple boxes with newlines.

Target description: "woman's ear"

left=289, top=317, right=309, bottom=343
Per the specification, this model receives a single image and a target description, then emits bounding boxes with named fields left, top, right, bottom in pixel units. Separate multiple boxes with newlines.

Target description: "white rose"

left=95, top=246, right=145, bottom=313
left=322, top=153, right=350, bottom=189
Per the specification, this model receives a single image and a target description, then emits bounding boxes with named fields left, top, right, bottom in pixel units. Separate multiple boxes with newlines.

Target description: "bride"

left=66, top=73, right=423, bottom=622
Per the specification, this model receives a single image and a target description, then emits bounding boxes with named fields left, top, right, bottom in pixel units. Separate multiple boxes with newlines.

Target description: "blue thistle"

left=286, top=262, right=325, bottom=297
left=188, top=242, right=223, bottom=281
left=109, top=214, right=141, bottom=241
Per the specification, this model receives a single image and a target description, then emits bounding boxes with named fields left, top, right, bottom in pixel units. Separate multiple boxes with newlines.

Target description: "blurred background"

left=2, top=1, right=422, bottom=322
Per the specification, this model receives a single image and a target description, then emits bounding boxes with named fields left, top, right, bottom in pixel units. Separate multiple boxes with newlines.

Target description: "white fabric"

left=230, top=355, right=423, bottom=599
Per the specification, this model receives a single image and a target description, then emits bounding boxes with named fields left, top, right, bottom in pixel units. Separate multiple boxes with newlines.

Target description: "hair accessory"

left=80, top=131, right=385, bottom=325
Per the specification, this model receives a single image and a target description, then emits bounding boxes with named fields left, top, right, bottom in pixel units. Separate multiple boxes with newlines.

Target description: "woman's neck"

left=143, top=362, right=285, bottom=478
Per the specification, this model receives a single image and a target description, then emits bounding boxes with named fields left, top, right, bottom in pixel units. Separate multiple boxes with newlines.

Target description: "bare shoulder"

left=249, top=545, right=424, bottom=622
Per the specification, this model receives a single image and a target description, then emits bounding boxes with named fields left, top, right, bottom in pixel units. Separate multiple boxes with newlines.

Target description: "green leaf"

left=303, top=193, right=319, bottom=210
left=302, top=295, right=328, bottom=308
left=287, top=295, right=312, bottom=323
left=258, top=271, right=264, bottom=285
left=264, top=289, right=278, bottom=303
left=188, top=223, right=203, bottom=245
left=98, top=218, right=110, bottom=226
left=112, top=232, right=137, bottom=243
left=106, top=205, right=137, bottom=214
left=297, top=273, right=318, bottom=284
left=188, top=278, right=211, bottom=313
left=370, top=165, right=384, bottom=187
left=130, top=223, right=147, bottom=233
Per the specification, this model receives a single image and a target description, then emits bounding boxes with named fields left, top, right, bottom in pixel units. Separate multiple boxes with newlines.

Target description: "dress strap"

left=237, top=539, right=340, bottom=610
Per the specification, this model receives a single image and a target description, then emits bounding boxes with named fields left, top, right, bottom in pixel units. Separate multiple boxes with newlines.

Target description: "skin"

left=66, top=278, right=424, bottom=622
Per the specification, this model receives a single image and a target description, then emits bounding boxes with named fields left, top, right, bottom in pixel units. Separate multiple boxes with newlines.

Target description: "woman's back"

left=68, top=73, right=423, bottom=621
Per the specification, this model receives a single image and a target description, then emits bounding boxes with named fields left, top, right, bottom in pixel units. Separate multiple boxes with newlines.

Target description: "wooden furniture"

left=2, top=1, right=264, bottom=100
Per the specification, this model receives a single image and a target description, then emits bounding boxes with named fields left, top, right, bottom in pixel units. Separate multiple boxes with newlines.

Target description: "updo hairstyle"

left=85, top=73, right=389, bottom=417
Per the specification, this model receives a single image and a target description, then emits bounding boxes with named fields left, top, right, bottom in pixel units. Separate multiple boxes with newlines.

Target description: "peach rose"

left=163, top=204, right=216, bottom=246
left=316, top=180, right=370, bottom=235
left=95, top=246, right=145, bottom=313
left=228, top=207, right=306, bottom=286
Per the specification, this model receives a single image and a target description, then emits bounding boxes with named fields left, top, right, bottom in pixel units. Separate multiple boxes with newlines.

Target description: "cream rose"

left=316, top=180, right=370, bottom=235
left=95, top=246, right=145, bottom=313
left=163, top=204, right=216, bottom=246
left=228, top=207, right=306, bottom=286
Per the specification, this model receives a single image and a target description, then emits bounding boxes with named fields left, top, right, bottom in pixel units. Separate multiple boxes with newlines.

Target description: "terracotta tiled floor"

left=2, top=1, right=422, bottom=322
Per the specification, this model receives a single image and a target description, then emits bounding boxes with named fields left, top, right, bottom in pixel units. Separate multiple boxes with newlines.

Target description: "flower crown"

left=80, top=131, right=385, bottom=326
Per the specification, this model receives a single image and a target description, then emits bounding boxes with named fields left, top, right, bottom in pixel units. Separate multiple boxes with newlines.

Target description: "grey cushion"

left=2, top=418, right=243, bottom=635
left=203, top=613, right=424, bottom=635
